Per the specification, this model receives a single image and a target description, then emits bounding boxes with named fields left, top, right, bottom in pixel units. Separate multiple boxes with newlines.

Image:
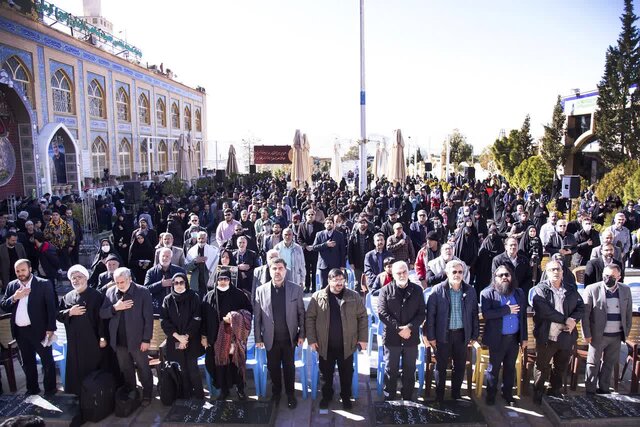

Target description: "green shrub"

left=595, top=161, right=640, bottom=202
left=510, top=156, right=554, bottom=193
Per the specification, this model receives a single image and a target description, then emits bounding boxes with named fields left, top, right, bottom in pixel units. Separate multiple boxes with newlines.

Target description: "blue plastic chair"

left=310, top=349, right=359, bottom=399
left=366, top=291, right=382, bottom=356
left=316, top=271, right=322, bottom=292
left=246, top=326, right=266, bottom=397
left=294, top=343, right=309, bottom=399
left=346, top=268, right=356, bottom=290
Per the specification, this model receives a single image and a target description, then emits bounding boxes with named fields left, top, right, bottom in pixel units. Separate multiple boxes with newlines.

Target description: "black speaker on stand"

left=215, top=170, right=225, bottom=182
left=464, top=166, right=475, bottom=182
left=249, top=165, right=256, bottom=174
left=561, top=175, right=581, bottom=199
left=123, top=181, right=141, bottom=205
left=424, top=162, right=432, bottom=172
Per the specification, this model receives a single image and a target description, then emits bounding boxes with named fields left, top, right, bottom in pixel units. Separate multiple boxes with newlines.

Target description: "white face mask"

left=583, top=224, right=592, bottom=233
left=216, top=284, right=229, bottom=291
left=101, top=245, right=110, bottom=253
left=191, top=232, right=198, bottom=239
left=174, top=287, right=186, bottom=294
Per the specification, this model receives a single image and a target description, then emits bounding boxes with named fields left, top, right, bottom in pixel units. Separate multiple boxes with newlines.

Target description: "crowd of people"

left=0, top=170, right=639, bottom=412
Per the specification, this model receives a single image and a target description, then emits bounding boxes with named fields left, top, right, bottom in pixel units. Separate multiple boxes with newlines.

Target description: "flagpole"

left=358, top=0, right=367, bottom=193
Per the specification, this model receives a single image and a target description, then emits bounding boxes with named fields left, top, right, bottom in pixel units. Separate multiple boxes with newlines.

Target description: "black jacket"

left=491, top=252, right=532, bottom=292
left=1, top=276, right=57, bottom=340
left=532, top=280, right=584, bottom=347
left=584, top=257, right=624, bottom=286
left=424, top=280, right=479, bottom=344
left=378, top=281, right=426, bottom=346
left=347, top=229, right=375, bottom=270
left=161, top=289, right=204, bottom=358
left=144, top=264, right=187, bottom=314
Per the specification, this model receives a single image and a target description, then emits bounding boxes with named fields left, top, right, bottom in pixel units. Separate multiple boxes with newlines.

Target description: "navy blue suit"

left=0, top=275, right=57, bottom=394
left=144, top=264, right=186, bottom=314
left=363, top=249, right=391, bottom=289
left=480, top=285, right=527, bottom=400
left=312, top=229, right=346, bottom=288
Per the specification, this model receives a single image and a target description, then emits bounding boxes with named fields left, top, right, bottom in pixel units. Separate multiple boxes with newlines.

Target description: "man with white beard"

left=480, top=264, right=527, bottom=406
left=186, top=231, right=219, bottom=297
left=426, top=243, right=470, bottom=286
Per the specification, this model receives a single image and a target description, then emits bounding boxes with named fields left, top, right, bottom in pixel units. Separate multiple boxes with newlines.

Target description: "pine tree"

left=540, top=95, right=567, bottom=171
left=490, top=115, right=535, bottom=179
left=596, top=0, right=640, bottom=167
left=447, top=129, right=473, bottom=168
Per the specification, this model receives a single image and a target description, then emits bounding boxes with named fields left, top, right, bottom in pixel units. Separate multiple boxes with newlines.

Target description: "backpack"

left=159, top=361, right=184, bottom=406
left=80, top=370, right=116, bottom=422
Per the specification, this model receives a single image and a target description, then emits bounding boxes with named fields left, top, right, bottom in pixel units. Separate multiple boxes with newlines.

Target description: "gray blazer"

left=253, top=279, right=305, bottom=351
left=582, top=281, right=633, bottom=343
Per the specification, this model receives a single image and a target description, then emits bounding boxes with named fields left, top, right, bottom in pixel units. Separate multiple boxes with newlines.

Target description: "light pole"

left=358, top=0, right=367, bottom=193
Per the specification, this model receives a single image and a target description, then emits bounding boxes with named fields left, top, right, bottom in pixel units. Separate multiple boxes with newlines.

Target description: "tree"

left=478, top=146, right=498, bottom=173
left=490, top=115, right=536, bottom=179
left=596, top=0, right=640, bottom=167
left=342, top=145, right=359, bottom=161
left=510, top=156, right=554, bottom=193
left=540, top=95, right=568, bottom=171
left=623, top=166, right=640, bottom=202
left=595, top=161, right=640, bottom=201
left=444, top=129, right=473, bottom=169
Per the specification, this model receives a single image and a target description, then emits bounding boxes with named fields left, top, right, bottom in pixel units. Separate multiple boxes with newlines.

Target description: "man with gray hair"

left=100, top=267, right=154, bottom=406
left=424, top=259, right=478, bottom=404
left=426, top=243, right=469, bottom=287
left=606, top=212, right=632, bottom=264
left=378, top=261, right=426, bottom=401
left=144, top=247, right=186, bottom=313
left=582, top=264, right=632, bottom=395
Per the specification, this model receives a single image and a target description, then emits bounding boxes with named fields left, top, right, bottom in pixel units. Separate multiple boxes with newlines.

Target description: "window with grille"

left=156, top=98, right=166, bottom=127
left=116, top=87, right=130, bottom=121
left=184, top=106, right=191, bottom=131
left=51, top=69, right=73, bottom=113
left=88, top=79, right=105, bottom=118
left=3, top=56, right=33, bottom=105
left=171, top=141, right=179, bottom=170
left=91, top=137, right=108, bottom=178
left=138, top=93, right=150, bottom=125
left=195, top=108, right=202, bottom=132
left=158, top=140, right=168, bottom=171
left=118, top=138, right=132, bottom=176
left=171, top=102, right=180, bottom=128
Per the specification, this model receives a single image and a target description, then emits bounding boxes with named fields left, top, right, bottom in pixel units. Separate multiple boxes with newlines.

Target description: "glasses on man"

left=547, top=267, right=561, bottom=272
left=496, top=272, right=511, bottom=278
left=451, top=270, right=464, bottom=275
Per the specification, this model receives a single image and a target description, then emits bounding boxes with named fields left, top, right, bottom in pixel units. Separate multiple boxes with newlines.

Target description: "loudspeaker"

left=215, top=169, right=225, bottom=181
left=464, top=166, right=475, bottom=181
left=249, top=165, right=256, bottom=174
left=561, top=175, right=580, bottom=199
left=424, top=162, right=432, bottom=172
left=123, top=181, right=141, bottom=205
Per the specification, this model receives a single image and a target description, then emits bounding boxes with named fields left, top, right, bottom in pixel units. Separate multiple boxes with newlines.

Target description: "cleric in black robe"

left=57, top=265, right=107, bottom=395
left=453, top=217, right=480, bottom=290
left=201, top=270, right=253, bottom=401
left=475, top=225, right=505, bottom=288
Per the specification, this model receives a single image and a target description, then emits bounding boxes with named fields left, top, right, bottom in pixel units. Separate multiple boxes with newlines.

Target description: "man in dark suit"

left=64, top=208, right=83, bottom=265
left=480, top=264, right=528, bottom=405
left=347, top=214, right=375, bottom=293
left=313, top=217, right=346, bottom=289
left=144, top=247, right=185, bottom=314
left=100, top=267, right=154, bottom=406
left=0, top=259, right=57, bottom=395
left=584, top=243, right=624, bottom=286
left=491, top=237, right=532, bottom=296
left=363, top=233, right=391, bottom=290
left=254, top=258, right=305, bottom=409
left=233, top=236, right=259, bottom=293
left=97, top=254, right=120, bottom=292
left=297, top=209, right=323, bottom=293
left=0, top=232, right=27, bottom=292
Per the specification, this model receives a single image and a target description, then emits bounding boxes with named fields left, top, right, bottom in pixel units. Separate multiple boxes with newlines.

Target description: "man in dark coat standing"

left=480, top=264, right=528, bottom=405
left=584, top=243, right=624, bottom=286
left=0, top=259, right=57, bottom=395
left=491, top=237, right=532, bottom=297
left=100, top=267, right=154, bottom=406
left=144, top=247, right=185, bottom=314
left=378, top=261, right=426, bottom=401
left=424, top=259, right=479, bottom=404
left=296, top=209, right=323, bottom=293
left=313, top=217, right=346, bottom=288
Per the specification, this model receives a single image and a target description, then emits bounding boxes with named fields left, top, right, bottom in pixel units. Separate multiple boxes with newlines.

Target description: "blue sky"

left=55, top=0, right=634, bottom=167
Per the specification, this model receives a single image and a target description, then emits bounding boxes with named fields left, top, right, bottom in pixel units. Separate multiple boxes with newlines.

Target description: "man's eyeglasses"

left=547, top=267, right=561, bottom=272
left=451, top=270, right=464, bottom=275
left=496, top=272, right=511, bottom=278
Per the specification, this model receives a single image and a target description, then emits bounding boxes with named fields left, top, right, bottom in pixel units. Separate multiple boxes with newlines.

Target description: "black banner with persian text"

left=254, top=145, right=292, bottom=164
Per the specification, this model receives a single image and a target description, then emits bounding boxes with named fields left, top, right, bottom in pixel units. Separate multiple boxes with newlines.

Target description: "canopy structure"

left=290, top=129, right=306, bottom=188
left=387, top=129, right=406, bottom=184
left=225, top=144, right=239, bottom=176
left=302, top=133, right=312, bottom=185
left=177, top=134, right=193, bottom=181
left=329, top=141, right=342, bottom=182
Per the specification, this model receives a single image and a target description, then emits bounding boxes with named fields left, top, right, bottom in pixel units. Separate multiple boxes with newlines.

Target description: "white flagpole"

left=358, top=0, right=367, bottom=193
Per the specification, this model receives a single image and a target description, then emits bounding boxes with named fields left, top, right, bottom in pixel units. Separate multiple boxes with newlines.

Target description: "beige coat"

left=306, top=287, right=368, bottom=360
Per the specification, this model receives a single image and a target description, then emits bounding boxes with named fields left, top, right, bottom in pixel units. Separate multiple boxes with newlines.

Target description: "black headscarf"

left=519, top=225, right=543, bottom=261
left=454, top=217, right=480, bottom=267
left=171, top=272, right=192, bottom=302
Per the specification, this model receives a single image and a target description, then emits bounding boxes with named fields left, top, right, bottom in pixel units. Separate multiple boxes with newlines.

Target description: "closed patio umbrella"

left=329, top=141, right=342, bottom=182
left=177, top=134, right=192, bottom=181
left=302, top=133, right=312, bottom=184
left=226, top=144, right=239, bottom=176
left=291, top=130, right=305, bottom=188
left=388, top=129, right=406, bottom=184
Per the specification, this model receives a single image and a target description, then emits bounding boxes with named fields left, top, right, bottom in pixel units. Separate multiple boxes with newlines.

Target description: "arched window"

left=195, top=108, right=202, bottom=132
left=91, top=137, right=108, bottom=178
left=158, top=140, right=168, bottom=172
left=3, top=56, right=33, bottom=105
left=118, top=138, right=132, bottom=176
left=51, top=69, right=73, bottom=113
left=171, top=102, right=180, bottom=128
left=87, top=79, right=105, bottom=118
left=171, top=141, right=180, bottom=171
left=140, top=138, right=153, bottom=173
left=156, top=98, right=166, bottom=127
left=116, top=87, right=130, bottom=121
left=184, top=106, right=191, bottom=131
left=193, top=141, right=201, bottom=174
left=138, top=93, right=150, bottom=125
